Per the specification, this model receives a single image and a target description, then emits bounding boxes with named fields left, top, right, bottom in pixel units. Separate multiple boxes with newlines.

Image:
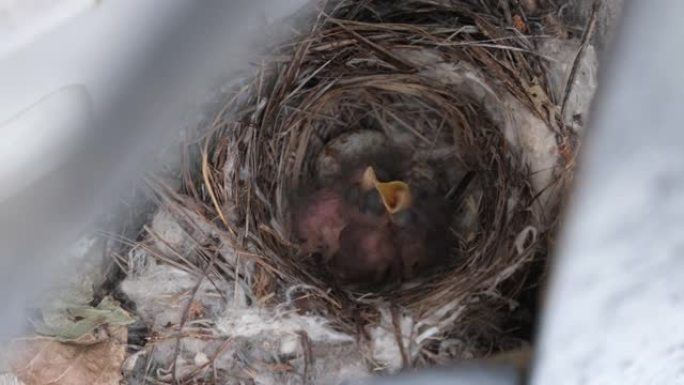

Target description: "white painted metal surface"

left=0, top=0, right=96, bottom=57
left=0, top=0, right=308, bottom=337
left=531, top=1, right=684, bottom=384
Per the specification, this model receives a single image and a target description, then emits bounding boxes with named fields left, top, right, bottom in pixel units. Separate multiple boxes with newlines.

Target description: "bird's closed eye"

left=343, top=186, right=360, bottom=204
left=362, top=191, right=385, bottom=215
left=373, top=167, right=390, bottom=181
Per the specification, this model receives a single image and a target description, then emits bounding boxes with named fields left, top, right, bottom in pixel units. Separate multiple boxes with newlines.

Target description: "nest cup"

left=185, top=0, right=568, bottom=367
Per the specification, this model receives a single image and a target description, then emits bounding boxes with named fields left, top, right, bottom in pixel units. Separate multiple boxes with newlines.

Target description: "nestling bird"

left=293, top=187, right=347, bottom=257
left=389, top=186, right=451, bottom=279
left=331, top=224, right=402, bottom=284
left=293, top=153, right=453, bottom=286
left=294, top=154, right=399, bottom=254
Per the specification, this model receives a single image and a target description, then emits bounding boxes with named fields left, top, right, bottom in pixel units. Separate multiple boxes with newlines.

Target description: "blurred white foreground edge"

left=0, top=0, right=308, bottom=336
left=531, top=1, right=684, bottom=384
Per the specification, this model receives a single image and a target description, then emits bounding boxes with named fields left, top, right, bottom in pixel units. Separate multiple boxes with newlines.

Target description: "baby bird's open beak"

left=362, top=166, right=412, bottom=214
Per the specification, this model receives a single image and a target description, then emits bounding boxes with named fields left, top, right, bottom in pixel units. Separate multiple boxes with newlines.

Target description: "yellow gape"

left=361, top=166, right=412, bottom=214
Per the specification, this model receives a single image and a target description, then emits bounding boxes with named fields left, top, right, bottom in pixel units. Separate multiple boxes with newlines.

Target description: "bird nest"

left=124, top=0, right=585, bottom=381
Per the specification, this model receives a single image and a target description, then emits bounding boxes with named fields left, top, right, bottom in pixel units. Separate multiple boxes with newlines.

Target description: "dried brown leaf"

left=7, top=326, right=127, bottom=385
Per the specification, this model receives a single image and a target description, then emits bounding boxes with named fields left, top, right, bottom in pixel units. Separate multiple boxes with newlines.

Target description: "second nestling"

left=293, top=156, right=453, bottom=288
